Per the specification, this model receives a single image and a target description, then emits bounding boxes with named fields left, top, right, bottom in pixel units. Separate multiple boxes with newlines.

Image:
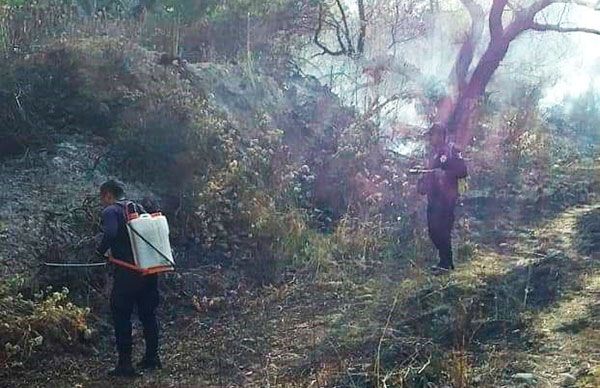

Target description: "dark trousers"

left=427, top=201, right=456, bottom=269
left=110, top=271, right=159, bottom=361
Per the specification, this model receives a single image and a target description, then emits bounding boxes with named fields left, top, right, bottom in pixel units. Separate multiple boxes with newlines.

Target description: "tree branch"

left=326, top=19, right=349, bottom=54
left=312, top=0, right=367, bottom=59
left=389, top=1, right=401, bottom=49
left=502, top=0, right=554, bottom=41
left=526, top=0, right=557, bottom=15
left=335, top=0, right=355, bottom=55
left=356, top=0, right=367, bottom=56
left=504, top=0, right=600, bottom=40
left=313, top=4, right=346, bottom=56
left=489, top=0, right=509, bottom=41
left=531, top=22, right=600, bottom=35
left=555, top=0, right=600, bottom=8
left=450, top=0, right=485, bottom=96
left=361, top=92, right=413, bottom=123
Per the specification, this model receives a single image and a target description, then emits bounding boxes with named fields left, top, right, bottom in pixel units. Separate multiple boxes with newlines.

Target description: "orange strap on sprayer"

left=108, top=256, right=173, bottom=276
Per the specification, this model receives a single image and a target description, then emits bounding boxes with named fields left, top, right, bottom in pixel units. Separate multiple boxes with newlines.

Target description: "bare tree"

left=313, top=0, right=367, bottom=58
left=439, top=0, right=600, bottom=148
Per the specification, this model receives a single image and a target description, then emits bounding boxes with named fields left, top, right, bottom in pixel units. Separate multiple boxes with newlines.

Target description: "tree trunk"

left=448, top=38, right=511, bottom=147
left=435, top=0, right=600, bottom=150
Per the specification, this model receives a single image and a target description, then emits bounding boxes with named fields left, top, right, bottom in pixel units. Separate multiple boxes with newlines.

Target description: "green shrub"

left=0, top=38, right=133, bottom=156
left=193, top=126, right=292, bottom=279
left=0, top=276, right=90, bottom=369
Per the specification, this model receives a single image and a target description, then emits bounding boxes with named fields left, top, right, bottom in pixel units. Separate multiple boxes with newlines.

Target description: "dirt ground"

left=3, top=201, right=598, bottom=388
left=1, top=142, right=598, bottom=387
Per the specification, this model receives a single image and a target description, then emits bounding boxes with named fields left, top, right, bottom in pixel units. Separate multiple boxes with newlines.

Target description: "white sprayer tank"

left=127, top=213, right=175, bottom=271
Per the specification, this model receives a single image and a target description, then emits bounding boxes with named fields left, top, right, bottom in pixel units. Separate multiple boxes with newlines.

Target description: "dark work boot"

left=109, top=353, right=141, bottom=378
left=430, top=264, right=450, bottom=274
left=137, top=354, right=162, bottom=370
left=432, top=251, right=454, bottom=273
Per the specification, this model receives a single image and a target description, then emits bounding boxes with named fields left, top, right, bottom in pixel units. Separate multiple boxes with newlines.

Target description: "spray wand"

left=42, top=235, right=108, bottom=268
left=408, top=167, right=440, bottom=175
left=43, top=261, right=106, bottom=268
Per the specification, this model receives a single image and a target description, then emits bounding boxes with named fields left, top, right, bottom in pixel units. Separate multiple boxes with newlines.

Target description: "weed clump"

left=576, top=208, right=600, bottom=256
left=0, top=276, right=90, bottom=370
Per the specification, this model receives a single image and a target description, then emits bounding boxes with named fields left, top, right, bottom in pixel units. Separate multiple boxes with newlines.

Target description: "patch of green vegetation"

left=0, top=275, right=90, bottom=370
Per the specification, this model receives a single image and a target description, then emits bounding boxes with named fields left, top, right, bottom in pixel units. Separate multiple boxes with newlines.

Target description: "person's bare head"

left=428, top=124, right=446, bottom=151
left=100, top=180, right=125, bottom=206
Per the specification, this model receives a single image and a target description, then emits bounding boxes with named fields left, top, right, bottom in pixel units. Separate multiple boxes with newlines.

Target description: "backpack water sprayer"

left=108, top=201, right=175, bottom=275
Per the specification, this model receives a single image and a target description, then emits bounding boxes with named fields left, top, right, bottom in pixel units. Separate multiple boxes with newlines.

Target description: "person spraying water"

left=416, top=124, right=468, bottom=272
left=97, top=180, right=165, bottom=377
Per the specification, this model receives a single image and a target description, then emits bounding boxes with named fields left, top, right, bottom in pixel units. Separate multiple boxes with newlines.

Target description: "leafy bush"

left=0, top=32, right=418, bottom=287
left=147, top=0, right=310, bottom=61
left=0, top=34, right=223, bottom=186
left=0, top=38, right=136, bottom=156
left=0, top=0, right=77, bottom=54
left=467, top=85, right=597, bottom=221
left=0, top=276, right=90, bottom=369
left=193, top=125, right=295, bottom=281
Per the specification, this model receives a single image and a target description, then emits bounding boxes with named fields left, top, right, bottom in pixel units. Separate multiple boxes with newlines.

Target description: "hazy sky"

left=306, top=0, right=600, bottom=127
left=540, top=5, right=600, bottom=105
left=425, top=1, right=600, bottom=105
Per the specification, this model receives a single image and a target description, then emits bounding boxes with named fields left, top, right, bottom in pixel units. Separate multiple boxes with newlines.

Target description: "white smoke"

left=299, top=1, right=600, bottom=126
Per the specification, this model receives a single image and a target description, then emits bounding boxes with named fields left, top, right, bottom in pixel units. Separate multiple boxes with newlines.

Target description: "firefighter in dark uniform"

left=97, top=180, right=161, bottom=377
left=418, top=125, right=468, bottom=271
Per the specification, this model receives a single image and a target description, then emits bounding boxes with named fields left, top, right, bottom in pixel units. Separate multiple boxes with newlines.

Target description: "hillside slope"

left=1, top=36, right=599, bottom=388
left=4, top=189, right=599, bottom=387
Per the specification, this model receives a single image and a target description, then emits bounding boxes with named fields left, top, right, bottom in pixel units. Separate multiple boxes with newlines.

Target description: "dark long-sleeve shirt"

left=418, top=145, right=467, bottom=206
left=97, top=201, right=146, bottom=265
left=97, top=200, right=157, bottom=289
left=98, top=203, right=134, bottom=264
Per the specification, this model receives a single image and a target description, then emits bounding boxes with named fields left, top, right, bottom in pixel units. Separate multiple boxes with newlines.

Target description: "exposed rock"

left=559, top=373, right=576, bottom=386
left=512, top=372, right=537, bottom=383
